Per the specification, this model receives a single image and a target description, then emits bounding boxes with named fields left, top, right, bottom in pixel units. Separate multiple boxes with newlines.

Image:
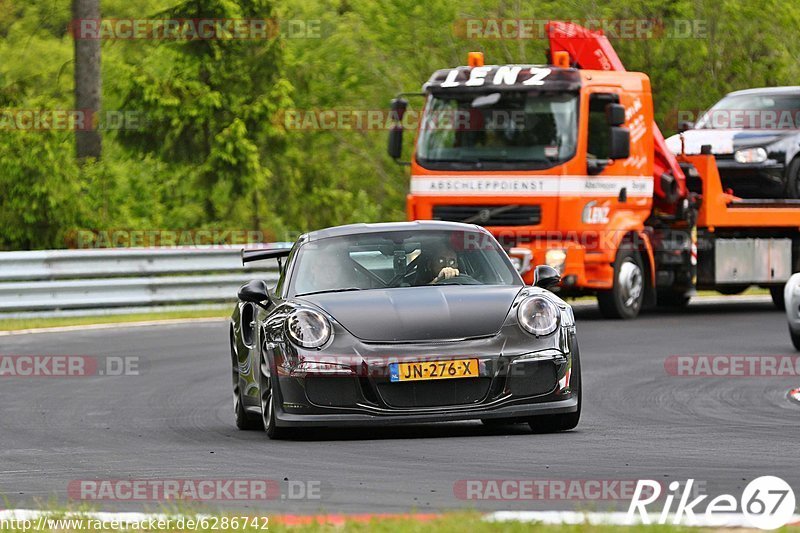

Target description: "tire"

left=259, top=354, right=288, bottom=440
left=657, top=291, right=691, bottom=308
left=232, top=339, right=261, bottom=430
left=770, top=285, right=786, bottom=310
left=784, top=157, right=800, bottom=199
left=790, top=327, right=800, bottom=351
left=528, top=340, right=581, bottom=433
left=598, top=246, right=645, bottom=319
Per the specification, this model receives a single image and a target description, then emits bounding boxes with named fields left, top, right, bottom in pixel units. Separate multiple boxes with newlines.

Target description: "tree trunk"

left=73, top=0, right=102, bottom=160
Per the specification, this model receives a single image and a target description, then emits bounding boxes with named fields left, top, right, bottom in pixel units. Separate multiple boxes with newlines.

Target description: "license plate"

left=389, top=359, right=479, bottom=382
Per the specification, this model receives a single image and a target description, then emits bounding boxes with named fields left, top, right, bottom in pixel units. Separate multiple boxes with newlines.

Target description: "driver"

left=428, top=245, right=460, bottom=284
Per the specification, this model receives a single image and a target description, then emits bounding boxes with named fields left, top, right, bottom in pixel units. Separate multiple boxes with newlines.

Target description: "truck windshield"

left=696, top=93, right=800, bottom=129
left=416, top=91, right=578, bottom=169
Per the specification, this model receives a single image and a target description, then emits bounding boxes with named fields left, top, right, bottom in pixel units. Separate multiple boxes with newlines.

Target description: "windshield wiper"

left=295, top=287, right=363, bottom=297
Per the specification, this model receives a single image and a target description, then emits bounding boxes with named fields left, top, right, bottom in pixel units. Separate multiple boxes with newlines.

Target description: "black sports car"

left=229, top=221, right=580, bottom=439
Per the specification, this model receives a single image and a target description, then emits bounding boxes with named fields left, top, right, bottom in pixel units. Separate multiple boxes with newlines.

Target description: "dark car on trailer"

left=228, top=221, right=580, bottom=439
left=666, top=86, right=800, bottom=198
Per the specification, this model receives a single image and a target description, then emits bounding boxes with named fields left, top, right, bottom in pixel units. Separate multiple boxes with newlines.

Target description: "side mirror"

left=678, top=120, right=694, bottom=133
left=238, top=279, right=271, bottom=306
left=387, top=97, right=408, bottom=159
left=606, top=103, right=626, bottom=127
left=533, top=265, right=561, bottom=289
left=609, top=127, right=630, bottom=160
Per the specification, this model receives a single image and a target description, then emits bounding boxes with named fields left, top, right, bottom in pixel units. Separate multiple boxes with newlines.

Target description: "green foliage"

left=2, top=0, right=800, bottom=249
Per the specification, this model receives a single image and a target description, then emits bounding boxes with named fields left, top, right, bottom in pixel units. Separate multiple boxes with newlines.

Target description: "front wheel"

left=598, top=247, right=645, bottom=319
left=260, top=355, right=288, bottom=440
left=528, top=341, right=581, bottom=433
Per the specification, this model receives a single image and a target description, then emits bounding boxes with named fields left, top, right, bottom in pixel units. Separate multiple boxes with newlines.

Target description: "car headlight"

left=286, top=309, right=332, bottom=349
left=517, top=296, right=560, bottom=337
left=734, top=147, right=767, bottom=164
left=545, top=248, right=567, bottom=274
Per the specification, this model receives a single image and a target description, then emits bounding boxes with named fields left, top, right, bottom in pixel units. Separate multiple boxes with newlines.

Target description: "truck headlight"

left=286, top=309, right=332, bottom=349
left=734, top=147, right=767, bottom=164
left=517, top=296, right=560, bottom=337
left=545, top=248, right=567, bottom=274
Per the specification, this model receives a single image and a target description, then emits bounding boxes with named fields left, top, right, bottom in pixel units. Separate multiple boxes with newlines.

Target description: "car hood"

left=665, top=129, right=795, bottom=155
left=297, top=285, right=523, bottom=342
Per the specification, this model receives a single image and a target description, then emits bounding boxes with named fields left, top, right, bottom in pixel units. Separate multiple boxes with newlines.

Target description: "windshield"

left=415, top=91, right=578, bottom=169
left=696, top=93, right=800, bottom=129
left=290, top=230, right=521, bottom=296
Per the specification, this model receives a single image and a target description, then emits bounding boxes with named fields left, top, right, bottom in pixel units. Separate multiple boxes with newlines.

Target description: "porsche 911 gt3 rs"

left=229, top=221, right=581, bottom=439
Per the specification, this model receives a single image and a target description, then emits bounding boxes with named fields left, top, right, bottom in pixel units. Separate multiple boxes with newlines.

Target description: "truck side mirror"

left=609, top=127, right=630, bottom=160
left=606, top=103, right=626, bottom=127
left=678, top=120, right=694, bottom=133
left=387, top=98, right=408, bottom=160
left=533, top=265, right=561, bottom=289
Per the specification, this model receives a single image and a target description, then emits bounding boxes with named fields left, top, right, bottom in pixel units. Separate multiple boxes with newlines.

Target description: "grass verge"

left=0, top=309, right=227, bottom=332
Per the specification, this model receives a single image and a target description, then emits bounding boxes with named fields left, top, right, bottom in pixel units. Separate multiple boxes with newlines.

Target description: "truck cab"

left=394, top=56, right=659, bottom=318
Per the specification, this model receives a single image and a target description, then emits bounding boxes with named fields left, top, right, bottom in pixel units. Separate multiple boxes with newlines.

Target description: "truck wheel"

left=598, top=247, right=645, bottom=319
left=770, top=285, right=785, bottom=310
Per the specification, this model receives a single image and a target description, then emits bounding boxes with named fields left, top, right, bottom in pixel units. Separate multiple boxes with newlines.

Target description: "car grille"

left=506, top=361, right=558, bottom=397
left=305, top=377, right=361, bottom=407
left=377, top=378, right=491, bottom=408
left=432, top=205, right=541, bottom=226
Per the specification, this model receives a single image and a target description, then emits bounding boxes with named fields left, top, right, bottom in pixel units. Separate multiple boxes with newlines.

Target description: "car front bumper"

left=269, top=327, right=580, bottom=428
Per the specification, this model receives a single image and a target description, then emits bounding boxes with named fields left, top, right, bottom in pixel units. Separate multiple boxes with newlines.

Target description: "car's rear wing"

left=241, top=247, right=292, bottom=265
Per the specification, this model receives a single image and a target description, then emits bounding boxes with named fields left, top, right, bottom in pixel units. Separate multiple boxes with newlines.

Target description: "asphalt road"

left=1, top=299, right=798, bottom=515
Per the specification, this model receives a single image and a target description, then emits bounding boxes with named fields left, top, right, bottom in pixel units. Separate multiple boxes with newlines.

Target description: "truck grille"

left=432, top=205, right=541, bottom=226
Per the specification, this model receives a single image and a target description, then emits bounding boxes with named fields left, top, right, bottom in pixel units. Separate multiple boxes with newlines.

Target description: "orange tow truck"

left=387, top=21, right=800, bottom=318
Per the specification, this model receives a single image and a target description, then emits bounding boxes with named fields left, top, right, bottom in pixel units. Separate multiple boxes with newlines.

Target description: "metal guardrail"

left=0, top=246, right=287, bottom=314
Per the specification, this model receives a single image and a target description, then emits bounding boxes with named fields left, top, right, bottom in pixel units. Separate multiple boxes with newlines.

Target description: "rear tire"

left=528, top=341, right=581, bottom=433
left=232, top=339, right=261, bottom=431
left=770, top=285, right=786, bottom=310
left=598, top=247, right=645, bottom=319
